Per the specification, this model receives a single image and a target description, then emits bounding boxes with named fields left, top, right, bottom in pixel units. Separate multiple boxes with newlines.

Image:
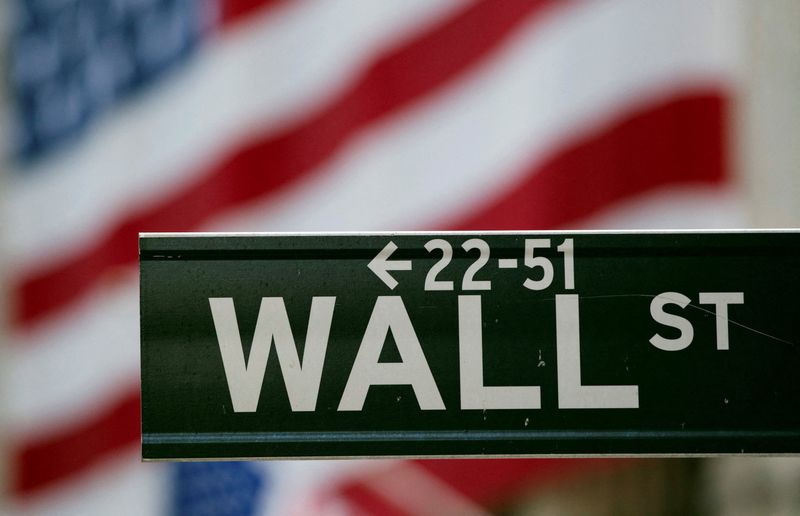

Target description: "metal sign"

left=140, top=231, right=800, bottom=460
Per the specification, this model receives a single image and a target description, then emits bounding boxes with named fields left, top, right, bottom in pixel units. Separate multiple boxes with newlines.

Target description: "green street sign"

left=140, top=231, right=800, bottom=460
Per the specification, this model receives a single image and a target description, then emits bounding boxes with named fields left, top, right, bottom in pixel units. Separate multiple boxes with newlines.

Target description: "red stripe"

left=13, top=0, right=563, bottom=329
left=413, top=458, right=618, bottom=506
left=449, top=91, right=728, bottom=231
left=9, top=90, right=728, bottom=495
left=218, top=0, right=286, bottom=27
left=12, top=389, right=140, bottom=495
left=330, top=459, right=620, bottom=513
left=334, top=483, right=413, bottom=516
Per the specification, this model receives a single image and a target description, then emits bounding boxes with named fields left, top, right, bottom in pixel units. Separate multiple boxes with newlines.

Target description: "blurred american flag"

left=3, top=0, right=748, bottom=514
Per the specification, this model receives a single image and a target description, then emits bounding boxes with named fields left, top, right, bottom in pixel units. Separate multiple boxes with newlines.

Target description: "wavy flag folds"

left=3, top=0, right=747, bottom=514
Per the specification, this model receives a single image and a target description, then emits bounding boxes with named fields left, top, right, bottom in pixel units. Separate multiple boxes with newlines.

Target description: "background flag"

left=2, top=0, right=767, bottom=514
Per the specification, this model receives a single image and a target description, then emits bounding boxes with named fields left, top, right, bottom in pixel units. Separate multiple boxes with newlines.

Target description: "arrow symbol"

left=368, top=241, right=412, bottom=290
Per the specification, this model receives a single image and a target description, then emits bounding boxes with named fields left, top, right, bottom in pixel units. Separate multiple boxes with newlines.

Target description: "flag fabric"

left=3, top=0, right=748, bottom=514
left=173, top=462, right=267, bottom=516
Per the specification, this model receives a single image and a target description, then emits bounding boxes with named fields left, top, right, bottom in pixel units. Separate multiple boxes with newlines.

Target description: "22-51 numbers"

left=422, top=238, right=575, bottom=292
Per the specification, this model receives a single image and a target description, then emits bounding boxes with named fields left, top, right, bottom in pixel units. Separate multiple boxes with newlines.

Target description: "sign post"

left=140, top=231, right=800, bottom=460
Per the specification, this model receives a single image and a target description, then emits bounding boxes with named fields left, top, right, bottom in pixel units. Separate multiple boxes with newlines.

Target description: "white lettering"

left=338, top=296, right=445, bottom=411
left=649, top=292, right=694, bottom=351
left=556, top=294, right=639, bottom=409
left=699, top=292, right=744, bottom=350
left=209, top=297, right=335, bottom=413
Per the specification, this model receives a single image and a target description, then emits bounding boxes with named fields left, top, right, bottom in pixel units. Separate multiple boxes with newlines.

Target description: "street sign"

left=140, top=231, right=800, bottom=460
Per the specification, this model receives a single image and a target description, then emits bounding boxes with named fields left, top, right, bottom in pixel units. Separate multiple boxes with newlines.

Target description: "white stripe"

left=8, top=450, right=169, bottom=516
left=206, top=0, right=743, bottom=233
left=4, top=275, right=139, bottom=434
left=4, top=0, right=468, bottom=273
left=6, top=0, right=745, bottom=435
